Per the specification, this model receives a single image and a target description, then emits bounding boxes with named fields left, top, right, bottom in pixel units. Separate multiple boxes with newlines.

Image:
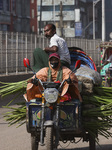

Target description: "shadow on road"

left=58, top=144, right=112, bottom=150
left=0, top=94, right=25, bottom=108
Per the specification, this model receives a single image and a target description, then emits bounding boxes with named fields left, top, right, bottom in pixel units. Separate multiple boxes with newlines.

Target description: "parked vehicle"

left=99, top=42, right=112, bottom=87
left=23, top=58, right=96, bottom=150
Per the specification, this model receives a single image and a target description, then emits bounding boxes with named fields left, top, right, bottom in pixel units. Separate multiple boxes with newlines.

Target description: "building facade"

left=105, top=0, right=112, bottom=41
left=1, top=0, right=112, bottom=41
left=37, top=0, right=87, bottom=37
left=30, top=0, right=37, bottom=33
left=0, top=0, right=37, bottom=33
left=86, top=0, right=112, bottom=41
left=0, top=0, right=10, bottom=31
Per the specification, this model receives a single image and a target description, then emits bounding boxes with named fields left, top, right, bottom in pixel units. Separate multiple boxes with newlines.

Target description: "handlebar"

left=32, top=76, right=68, bottom=93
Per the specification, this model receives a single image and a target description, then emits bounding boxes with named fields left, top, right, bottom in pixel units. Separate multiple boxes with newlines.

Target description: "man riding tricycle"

left=23, top=53, right=96, bottom=150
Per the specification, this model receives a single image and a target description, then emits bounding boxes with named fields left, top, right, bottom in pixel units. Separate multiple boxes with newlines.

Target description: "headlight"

left=44, top=88, right=59, bottom=103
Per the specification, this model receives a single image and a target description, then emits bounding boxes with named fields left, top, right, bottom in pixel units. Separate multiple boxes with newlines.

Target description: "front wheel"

left=31, top=134, right=39, bottom=150
left=45, top=127, right=53, bottom=150
left=89, top=135, right=96, bottom=150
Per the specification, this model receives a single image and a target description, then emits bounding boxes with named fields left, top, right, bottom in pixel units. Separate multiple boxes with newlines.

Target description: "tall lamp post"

left=102, top=0, right=105, bottom=42
left=93, top=0, right=101, bottom=39
left=53, top=0, right=55, bottom=23
left=39, top=0, right=42, bottom=35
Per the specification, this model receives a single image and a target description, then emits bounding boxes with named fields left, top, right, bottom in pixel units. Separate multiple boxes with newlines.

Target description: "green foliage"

left=0, top=80, right=28, bottom=98
left=82, top=86, right=112, bottom=142
left=3, top=102, right=26, bottom=127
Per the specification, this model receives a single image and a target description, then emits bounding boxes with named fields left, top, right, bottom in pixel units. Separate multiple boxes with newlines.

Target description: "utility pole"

left=93, top=0, right=101, bottom=39
left=53, top=0, right=55, bottom=23
left=102, top=0, right=105, bottom=42
left=93, top=1, right=95, bottom=39
left=39, top=0, right=42, bottom=35
left=60, top=1, right=63, bottom=37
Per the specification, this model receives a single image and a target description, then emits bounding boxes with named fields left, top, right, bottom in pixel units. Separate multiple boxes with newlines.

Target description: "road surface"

left=0, top=94, right=112, bottom=150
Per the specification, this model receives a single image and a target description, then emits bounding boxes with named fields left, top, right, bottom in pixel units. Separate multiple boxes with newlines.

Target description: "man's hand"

left=44, top=46, right=58, bottom=53
left=32, top=78, right=39, bottom=86
left=27, top=78, right=39, bottom=86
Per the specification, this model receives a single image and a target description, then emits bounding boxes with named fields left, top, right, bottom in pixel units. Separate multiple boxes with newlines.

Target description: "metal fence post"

left=16, top=32, right=18, bottom=74
left=35, top=34, right=37, bottom=49
left=42, top=35, right=44, bottom=49
left=11, top=32, right=13, bottom=71
left=21, top=33, right=24, bottom=63
left=25, top=33, right=28, bottom=73
left=85, top=39, right=87, bottom=54
left=6, top=32, right=8, bottom=75
left=0, top=31, right=3, bottom=74
left=31, top=33, right=32, bottom=51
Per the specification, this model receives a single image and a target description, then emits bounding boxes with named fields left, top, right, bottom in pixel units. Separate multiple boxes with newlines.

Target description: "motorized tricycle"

left=101, top=68, right=112, bottom=87
left=23, top=58, right=96, bottom=150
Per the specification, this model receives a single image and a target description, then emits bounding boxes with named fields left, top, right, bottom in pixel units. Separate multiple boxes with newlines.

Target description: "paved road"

left=0, top=94, right=112, bottom=150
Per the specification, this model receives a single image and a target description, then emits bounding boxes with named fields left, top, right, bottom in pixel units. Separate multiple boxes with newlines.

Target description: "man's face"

left=44, top=25, right=55, bottom=38
left=50, top=57, right=59, bottom=63
left=49, top=57, right=59, bottom=69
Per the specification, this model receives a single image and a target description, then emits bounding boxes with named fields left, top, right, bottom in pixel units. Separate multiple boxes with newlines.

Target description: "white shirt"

left=49, top=34, right=71, bottom=64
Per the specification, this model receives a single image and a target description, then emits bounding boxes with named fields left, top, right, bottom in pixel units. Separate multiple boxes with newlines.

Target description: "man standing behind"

left=33, top=24, right=71, bottom=72
left=44, top=24, right=71, bottom=68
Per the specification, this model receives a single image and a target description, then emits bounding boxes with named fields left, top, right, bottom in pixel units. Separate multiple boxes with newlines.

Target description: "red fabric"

left=103, top=48, right=112, bottom=60
left=60, top=93, right=72, bottom=102
left=54, top=80, right=61, bottom=84
left=106, top=49, right=112, bottom=59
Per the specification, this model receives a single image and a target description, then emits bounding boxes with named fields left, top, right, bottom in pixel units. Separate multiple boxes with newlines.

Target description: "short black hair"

left=48, top=23, right=56, bottom=30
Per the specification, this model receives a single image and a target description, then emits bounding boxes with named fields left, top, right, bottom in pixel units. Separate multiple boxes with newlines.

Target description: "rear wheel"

left=45, top=127, right=53, bottom=150
left=31, top=134, right=39, bottom=150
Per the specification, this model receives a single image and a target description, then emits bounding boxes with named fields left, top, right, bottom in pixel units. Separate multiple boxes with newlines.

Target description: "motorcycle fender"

left=44, top=120, right=53, bottom=126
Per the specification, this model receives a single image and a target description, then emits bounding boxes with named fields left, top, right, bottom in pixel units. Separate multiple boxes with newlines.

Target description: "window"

left=80, top=0, right=86, bottom=2
left=0, top=0, right=9, bottom=11
left=12, top=0, right=15, bottom=12
left=0, top=0, right=3, bottom=10
left=6, top=0, right=10, bottom=11
left=32, top=9, right=34, bottom=18
left=31, top=0, right=34, bottom=3
left=40, top=5, right=75, bottom=11
left=2, top=24, right=8, bottom=31
left=63, top=21, right=74, bottom=28
left=32, top=26, right=34, bottom=32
